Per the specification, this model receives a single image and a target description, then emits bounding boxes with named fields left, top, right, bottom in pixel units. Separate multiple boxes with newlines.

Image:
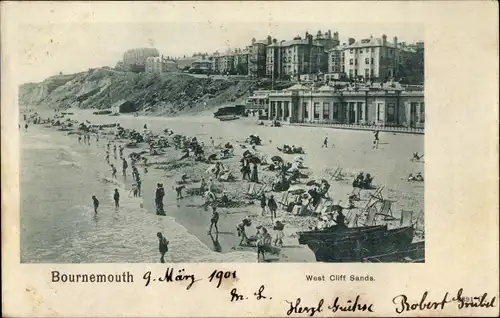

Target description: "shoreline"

left=23, top=108, right=424, bottom=262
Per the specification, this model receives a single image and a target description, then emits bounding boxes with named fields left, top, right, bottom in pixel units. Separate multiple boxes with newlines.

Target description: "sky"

left=4, top=2, right=425, bottom=85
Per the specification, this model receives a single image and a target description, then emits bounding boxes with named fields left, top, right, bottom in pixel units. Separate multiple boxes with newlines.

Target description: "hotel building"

left=341, top=35, right=400, bottom=81
left=266, top=32, right=331, bottom=80
left=123, top=48, right=160, bottom=72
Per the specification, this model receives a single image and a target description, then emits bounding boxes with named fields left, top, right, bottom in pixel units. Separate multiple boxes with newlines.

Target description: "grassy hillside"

left=19, top=68, right=293, bottom=116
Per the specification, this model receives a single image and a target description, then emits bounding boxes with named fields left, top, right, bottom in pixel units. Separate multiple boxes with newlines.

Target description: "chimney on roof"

left=333, top=32, right=339, bottom=41
left=267, top=35, right=272, bottom=45
left=305, top=31, right=309, bottom=38
left=328, top=30, right=332, bottom=39
left=393, top=36, right=398, bottom=48
left=308, top=34, right=313, bottom=45
left=348, top=38, right=355, bottom=45
left=382, top=34, right=387, bottom=46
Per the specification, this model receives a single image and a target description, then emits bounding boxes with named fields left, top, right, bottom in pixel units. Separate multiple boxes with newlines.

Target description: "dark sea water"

left=20, top=114, right=257, bottom=263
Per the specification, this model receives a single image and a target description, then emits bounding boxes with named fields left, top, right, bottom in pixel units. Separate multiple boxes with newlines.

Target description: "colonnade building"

left=261, top=84, right=424, bottom=128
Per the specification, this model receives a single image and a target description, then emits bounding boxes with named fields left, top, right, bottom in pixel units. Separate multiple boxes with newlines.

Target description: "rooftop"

left=267, top=39, right=323, bottom=48
left=346, top=37, right=397, bottom=49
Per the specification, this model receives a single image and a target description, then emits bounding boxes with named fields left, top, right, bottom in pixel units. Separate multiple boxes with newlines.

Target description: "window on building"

left=377, top=103, right=383, bottom=121
left=349, top=70, right=354, bottom=78
left=323, top=102, right=330, bottom=118
left=303, top=102, right=309, bottom=119
left=360, top=49, right=363, bottom=53
left=349, top=58, right=353, bottom=65
left=371, top=57, right=374, bottom=64
left=333, top=103, right=339, bottom=119
left=387, top=103, right=395, bottom=122
left=420, top=102, right=425, bottom=123
left=365, top=58, right=369, bottom=64
left=370, top=69, right=374, bottom=77
left=314, top=102, right=320, bottom=119
left=357, top=102, right=363, bottom=120
left=365, top=69, right=369, bottom=78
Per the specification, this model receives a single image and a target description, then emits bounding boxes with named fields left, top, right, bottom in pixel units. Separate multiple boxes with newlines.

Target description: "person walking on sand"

left=208, top=205, right=219, bottom=234
left=78, top=135, right=82, bottom=144
left=268, top=195, right=278, bottom=221
left=174, top=184, right=185, bottom=199
left=107, top=142, right=111, bottom=151
left=372, top=130, right=380, bottom=149
left=110, top=164, right=117, bottom=179
left=260, top=193, right=267, bottom=216
left=250, top=162, right=259, bottom=183
left=113, top=144, right=117, bottom=159
left=136, top=178, right=142, bottom=196
left=199, top=177, right=207, bottom=194
left=157, top=232, right=169, bottom=263
left=322, top=136, right=328, bottom=148
left=24, top=123, right=29, bottom=131
left=122, top=158, right=128, bottom=178
left=92, top=195, right=99, bottom=214
left=273, top=220, right=285, bottom=247
left=105, top=150, right=110, bottom=164
left=113, top=188, right=120, bottom=208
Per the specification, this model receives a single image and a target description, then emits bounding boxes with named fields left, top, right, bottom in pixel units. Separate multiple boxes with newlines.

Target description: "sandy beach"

left=21, top=108, right=424, bottom=263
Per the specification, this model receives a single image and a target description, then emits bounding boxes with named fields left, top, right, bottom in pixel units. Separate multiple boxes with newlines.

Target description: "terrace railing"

left=291, top=120, right=425, bottom=134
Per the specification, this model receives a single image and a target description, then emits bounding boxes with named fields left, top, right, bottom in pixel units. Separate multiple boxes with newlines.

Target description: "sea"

left=20, top=109, right=424, bottom=263
left=20, top=110, right=258, bottom=263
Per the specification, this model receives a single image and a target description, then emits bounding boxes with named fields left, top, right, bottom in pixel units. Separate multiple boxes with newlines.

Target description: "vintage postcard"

left=1, top=1, right=498, bottom=317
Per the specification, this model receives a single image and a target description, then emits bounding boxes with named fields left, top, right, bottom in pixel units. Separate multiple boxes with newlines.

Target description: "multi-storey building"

left=312, top=30, right=340, bottom=51
left=233, top=48, right=249, bottom=75
left=248, top=37, right=271, bottom=78
left=219, top=52, right=235, bottom=74
left=145, top=56, right=166, bottom=74
left=343, top=35, right=400, bottom=81
left=266, top=32, right=329, bottom=80
left=327, top=44, right=347, bottom=75
left=190, top=58, right=212, bottom=74
left=250, top=83, right=424, bottom=128
left=122, top=48, right=160, bottom=72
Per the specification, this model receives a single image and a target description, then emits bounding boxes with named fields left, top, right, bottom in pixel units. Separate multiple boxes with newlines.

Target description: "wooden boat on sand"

left=298, top=225, right=417, bottom=262
left=216, top=115, right=240, bottom=121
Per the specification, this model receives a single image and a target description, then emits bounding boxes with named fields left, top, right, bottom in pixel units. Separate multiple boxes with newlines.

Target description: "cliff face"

left=19, top=68, right=291, bottom=116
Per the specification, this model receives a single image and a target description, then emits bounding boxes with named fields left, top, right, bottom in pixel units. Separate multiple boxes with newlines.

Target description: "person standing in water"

left=136, top=176, right=142, bottom=197
left=122, top=158, right=128, bottom=179
left=208, top=205, right=219, bottom=234
left=155, top=183, right=165, bottom=215
left=92, top=195, right=99, bottom=214
left=110, top=164, right=117, bottom=179
left=113, top=189, right=120, bottom=208
left=157, top=232, right=169, bottom=263
left=322, top=136, right=328, bottom=148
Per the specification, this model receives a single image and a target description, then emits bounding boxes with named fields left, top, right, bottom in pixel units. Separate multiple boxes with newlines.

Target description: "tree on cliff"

left=398, top=48, right=424, bottom=85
